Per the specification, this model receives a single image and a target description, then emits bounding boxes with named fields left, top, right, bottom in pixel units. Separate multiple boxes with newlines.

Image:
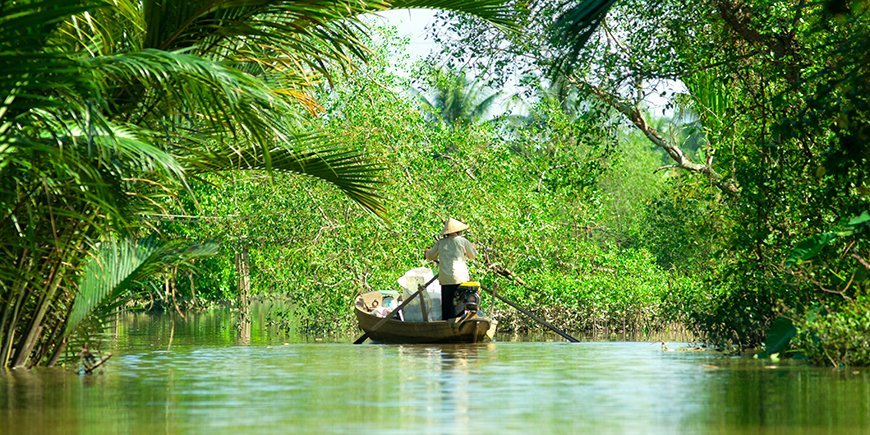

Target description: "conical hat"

left=441, top=218, right=469, bottom=235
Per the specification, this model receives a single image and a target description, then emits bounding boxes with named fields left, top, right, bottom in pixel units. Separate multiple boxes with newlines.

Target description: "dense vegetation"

left=165, top=36, right=680, bottom=339
left=1, top=0, right=866, bottom=368
left=432, top=0, right=868, bottom=364
left=0, top=0, right=512, bottom=368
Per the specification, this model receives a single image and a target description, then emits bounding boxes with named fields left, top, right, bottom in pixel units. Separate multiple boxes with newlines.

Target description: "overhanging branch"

left=576, top=80, right=739, bottom=194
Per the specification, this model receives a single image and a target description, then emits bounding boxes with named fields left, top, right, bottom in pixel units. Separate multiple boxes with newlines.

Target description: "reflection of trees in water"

left=110, top=302, right=296, bottom=351
left=396, top=344, right=496, bottom=431
left=690, top=362, right=870, bottom=430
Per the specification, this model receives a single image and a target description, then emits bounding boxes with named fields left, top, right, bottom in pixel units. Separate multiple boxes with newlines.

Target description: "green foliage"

left=783, top=210, right=869, bottom=366
left=793, top=296, right=870, bottom=367
left=548, top=0, right=617, bottom=75
left=164, top=31, right=677, bottom=337
left=596, top=130, right=669, bottom=246
left=6, top=0, right=863, bottom=368
left=412, top=67, right=504, bottom=127
left=0, top=0, right=516, bottom=368
left=310, top=0, right=868, bottom=361
left=786, top=211, right=869, bottom=268
left=434, top=0, right=866, bottom=352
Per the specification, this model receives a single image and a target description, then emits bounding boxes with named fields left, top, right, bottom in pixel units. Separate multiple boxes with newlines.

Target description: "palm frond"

left=185, top=135, right=387, bottom=217
left=140, top=1, right=384, bottom=80
left=471, top=91, right=503, bottom=121
left=683, top=69, right=737, bottom=147
left=390, top=0, right=517, bottom=31
left=2, top=0, right=524, bottom=368
left=133, top=0, right=515, bottom=87
left=65, top=237, right=217, bottom=336
left=408, top=86, right=441, bottom=122
left=684, top=70, right=734, bottom=126
left=549, top=0, right=617, bottom=76
left=0, top=1, right=104, bottom=46
left=93, top=48, right=305, bottom=155
left=0, top=50, right=94, bottom=120
left=414, top=67, right=504, bottom=126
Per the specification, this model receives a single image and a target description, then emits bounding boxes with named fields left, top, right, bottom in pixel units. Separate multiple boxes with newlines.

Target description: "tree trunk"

left=189, top=271, right=196, bottom=306
left=12, top=256, right=66, bottom=368
left=32, top=300, right=70, bottom=368
left=0, top=251, right=33, bottom=367
left=47, top=338, right=68, bottom=368
left=235, top=245, right=252, bottom=344
left=9, top=218, right=88, bottom=368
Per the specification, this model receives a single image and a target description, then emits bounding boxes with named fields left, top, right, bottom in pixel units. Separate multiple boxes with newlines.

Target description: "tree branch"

left=576, top=80, right=739, bottom=194
left=852, top=253, right=870, bottom=271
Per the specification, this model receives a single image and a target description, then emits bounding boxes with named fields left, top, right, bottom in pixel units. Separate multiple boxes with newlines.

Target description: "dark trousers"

left=441, top=284, right=460, bottom=320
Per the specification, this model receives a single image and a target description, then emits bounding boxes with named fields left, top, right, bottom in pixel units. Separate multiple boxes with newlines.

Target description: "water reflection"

left=1, top=312, right=868, bottom=435
left=682, top=358, right=870, bottom=433
left=392, top=344, right=495, bottom=433
left=111, top=301, right=294, bottom=353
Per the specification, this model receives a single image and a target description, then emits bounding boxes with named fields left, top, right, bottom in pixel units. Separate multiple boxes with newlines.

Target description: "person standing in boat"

left=425, top=218, right=478, bottom=320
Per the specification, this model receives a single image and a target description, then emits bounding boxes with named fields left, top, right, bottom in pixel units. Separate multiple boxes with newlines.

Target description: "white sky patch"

left=367, top=10, right=682, bottom=119
left=371, top=9, right=440, bottom=62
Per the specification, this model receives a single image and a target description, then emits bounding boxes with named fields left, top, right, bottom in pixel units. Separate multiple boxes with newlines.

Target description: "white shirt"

left=425, top=235, right=477, bottom=285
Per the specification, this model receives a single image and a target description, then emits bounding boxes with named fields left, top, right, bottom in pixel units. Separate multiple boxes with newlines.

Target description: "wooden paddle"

left=353, top=275, right=439, bottom=344
left=481, top=249, right=580, bottom=342
left=484, top=285, right=579, bottom=342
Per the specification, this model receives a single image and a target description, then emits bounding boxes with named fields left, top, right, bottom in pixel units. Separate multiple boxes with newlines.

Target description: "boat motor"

left=455, top=281, right=481, bottom=316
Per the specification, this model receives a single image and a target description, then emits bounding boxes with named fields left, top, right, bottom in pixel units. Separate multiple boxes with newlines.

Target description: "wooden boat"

left=354, top=290, right=497, bottom=344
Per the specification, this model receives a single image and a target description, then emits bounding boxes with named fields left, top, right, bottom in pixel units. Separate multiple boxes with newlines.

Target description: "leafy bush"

left=793, top=295, right=870, bottom=367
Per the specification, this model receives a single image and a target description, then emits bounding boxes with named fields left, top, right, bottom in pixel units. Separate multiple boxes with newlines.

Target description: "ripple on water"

left=2, top=341, right=868, bottom=435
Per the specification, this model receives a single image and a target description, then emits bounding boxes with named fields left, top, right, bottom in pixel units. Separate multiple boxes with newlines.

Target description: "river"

left=1, top=310, right=868, bottom=434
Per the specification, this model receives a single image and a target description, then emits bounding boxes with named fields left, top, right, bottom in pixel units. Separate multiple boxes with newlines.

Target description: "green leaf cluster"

left=167, top=32, right=677, bottom=338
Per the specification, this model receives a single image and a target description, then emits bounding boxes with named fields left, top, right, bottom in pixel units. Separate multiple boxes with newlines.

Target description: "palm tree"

left=0, top=0, right=514, bottom=368
left=413, top=68, right=503, bottom=128
left=503, top=75, right=587, bottom=126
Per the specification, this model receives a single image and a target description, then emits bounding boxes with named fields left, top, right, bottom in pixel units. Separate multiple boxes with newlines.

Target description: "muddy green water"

left=1, top=311, right=868, bottom=434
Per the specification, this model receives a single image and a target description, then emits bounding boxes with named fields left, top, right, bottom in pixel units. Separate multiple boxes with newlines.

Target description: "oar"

left=480, top=250, right=580, bottom=342
left=353, top=275, right=438, bottom=344
left=484, top=285, right=579, bottom=343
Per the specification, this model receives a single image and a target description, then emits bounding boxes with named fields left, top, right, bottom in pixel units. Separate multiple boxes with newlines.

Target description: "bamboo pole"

left=486, top=286, right=580, bottom=343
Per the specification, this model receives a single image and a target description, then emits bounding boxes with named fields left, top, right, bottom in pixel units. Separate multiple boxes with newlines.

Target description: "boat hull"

left=354, top=292, right=495, bottom=344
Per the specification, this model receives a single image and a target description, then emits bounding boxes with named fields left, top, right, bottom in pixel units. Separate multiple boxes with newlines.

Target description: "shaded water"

left=2, top=310, right=868, bottom=434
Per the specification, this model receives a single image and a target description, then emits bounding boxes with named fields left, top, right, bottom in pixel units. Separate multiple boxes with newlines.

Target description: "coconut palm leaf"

left=80, top=48, right=387, bottom=216
left=0, top=0, right=102, bottom=119
left=93, top=48, right=294, bottom=122
left=414, top=68, right=503, bottom=127
left=65, top=237, right=218, bottom=336
left=471, top=91, right=502, bottom=121
left=138, top=1, right=370, bottom=83
left=549, top=0, right=617, bottom=75
left=133, top=0, right=515, bottom=82
left=0, top=1, right=101, bottom=45
left=678, top=69, right=741, bottom=158
left=683, top=70, right=735, bottom=132
left=2, top=122, right=183, bottom=250
left=391, top=0, right=517, bottom=30
left=185, top=135, right=387, bottom=217
left=3, top=0, right=517, bottom=368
